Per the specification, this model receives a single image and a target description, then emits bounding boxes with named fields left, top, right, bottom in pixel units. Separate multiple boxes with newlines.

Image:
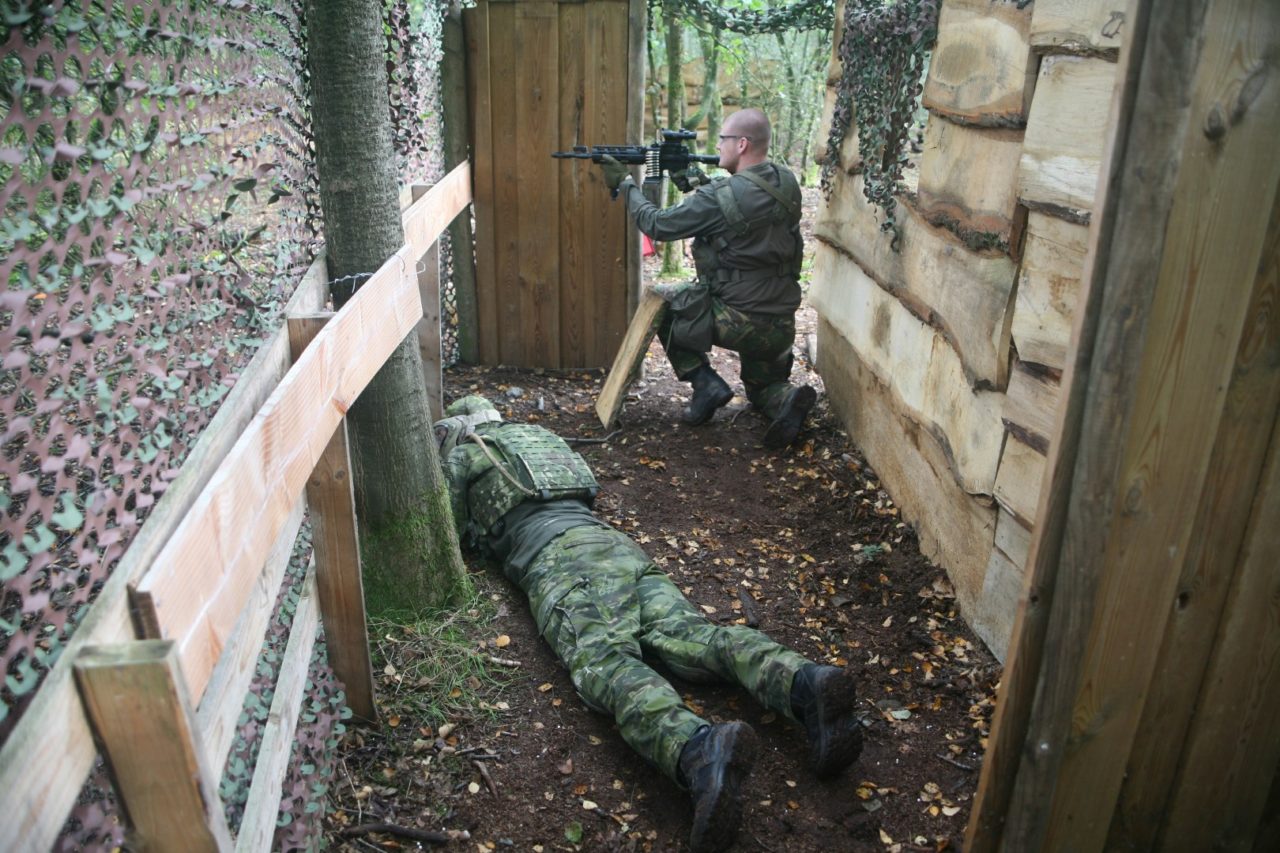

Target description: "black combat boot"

left=790, top=664, right=863, bottom=779
left=763, top=384, right=817, bottom=449
left=677, top=721, right=759, bottom=853
left=682, top=364, right=734, bottom=425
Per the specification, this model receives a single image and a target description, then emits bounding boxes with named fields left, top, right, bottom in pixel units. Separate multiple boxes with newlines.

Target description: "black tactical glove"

left=672, top=167, right=709, bottom=193
left=598, top=154, right=630, bottom=191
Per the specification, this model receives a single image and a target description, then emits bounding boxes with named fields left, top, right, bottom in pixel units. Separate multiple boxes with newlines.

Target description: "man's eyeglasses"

left=718, top=135, right=750, bottom=142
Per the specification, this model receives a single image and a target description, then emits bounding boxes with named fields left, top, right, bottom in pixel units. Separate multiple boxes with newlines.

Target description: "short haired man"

left=599, top=109, right=816, bottom=449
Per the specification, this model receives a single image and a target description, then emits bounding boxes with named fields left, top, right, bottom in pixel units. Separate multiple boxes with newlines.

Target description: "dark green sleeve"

left=620, top=178, right=723, bottom=242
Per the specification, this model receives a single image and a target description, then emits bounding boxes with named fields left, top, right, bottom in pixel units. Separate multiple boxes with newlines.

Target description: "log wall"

left=813, top=0, right=1124, bottom=658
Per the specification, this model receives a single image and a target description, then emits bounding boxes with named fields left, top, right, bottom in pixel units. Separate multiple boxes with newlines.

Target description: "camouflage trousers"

left=515, top=523, right=811, bottom=784
left=658, top=298, right=798, bottom=421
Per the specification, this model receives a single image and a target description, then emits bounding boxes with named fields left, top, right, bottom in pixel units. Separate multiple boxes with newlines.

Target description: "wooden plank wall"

left=465, top=0, right=640, bottom=368
left=966, top=0, right=1280, bottom=848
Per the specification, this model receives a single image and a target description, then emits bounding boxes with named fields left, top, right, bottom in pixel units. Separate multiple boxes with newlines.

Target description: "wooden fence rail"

left=0, top=163, right=472, bottom=852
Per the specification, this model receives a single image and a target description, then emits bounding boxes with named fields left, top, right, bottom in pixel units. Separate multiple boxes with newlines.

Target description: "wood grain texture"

left=132, top=245, right=422, bottom=702
left=971, top=0, right=1280, bottom=847
left=915, top=115, right=1025, bottom=243
left=557, top=0, right=588, bottom=366
left=973, top=541, right=1024, bottom=662
left=1030, top=0, right=1125, bottom=56
left=922, top=0, right=1037, bottom=125
left=0, top=262, right=325, bottom=853
left=464, top=1, right=499, bottom=364
left=234, top=567, right=320, bottom=853
left=816, top=315, right=999, bottom=644
left=596, top=287, right=666, bottom=430
left=1115, top=36, right=1280, bottom=848
left=992, top=431, right=1045, bottom=528
left=817, top=171, right=1018, bottom=390
left=288, top=315, right=377, bottom=723
left=75, top=641, right=232, bottom=852
left=196, top=497, right=305, bottom=776
left=811, top=243, right=1007, bottom=495
left=514, top=1, right=561, bottom=366
left=1011, top=212, right=1088, bottom=371
left=1002, top=362, right=1061, bottom=453
left=1017, top=54, right=1118, bottom=219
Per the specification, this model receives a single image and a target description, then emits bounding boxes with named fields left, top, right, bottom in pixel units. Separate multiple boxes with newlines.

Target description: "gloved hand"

left=672, top=167, right=708, bottom=193
left=598, top=154, right=630, bottom=191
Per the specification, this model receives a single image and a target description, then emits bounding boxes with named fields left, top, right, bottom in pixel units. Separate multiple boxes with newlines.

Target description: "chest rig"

left=467, top=424, right=599, bottom=534
left=691, top=164, right=804, bottom=285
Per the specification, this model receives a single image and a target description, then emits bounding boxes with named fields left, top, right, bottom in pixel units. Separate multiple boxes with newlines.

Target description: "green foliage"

left=652, top=0, right=835, bottom=35
left=822, top=0, right=939, bottom=248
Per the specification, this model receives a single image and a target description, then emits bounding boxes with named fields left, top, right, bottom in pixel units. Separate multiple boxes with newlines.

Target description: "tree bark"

left=305, top=0, right=468, bottom=613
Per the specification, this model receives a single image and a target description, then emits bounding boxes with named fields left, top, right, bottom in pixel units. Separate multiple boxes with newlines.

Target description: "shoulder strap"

left=713, top=178, right=750, bottom=236
left=735, top=166, right=800, bottom=219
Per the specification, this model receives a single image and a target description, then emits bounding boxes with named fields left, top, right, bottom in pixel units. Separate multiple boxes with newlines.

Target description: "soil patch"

left=324, top=189, right=1000, bottom=853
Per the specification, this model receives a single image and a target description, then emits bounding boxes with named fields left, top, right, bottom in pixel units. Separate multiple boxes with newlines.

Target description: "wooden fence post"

left=442, top=0, right=479, bottom=363
left=410, top=184, right=445, bottom=420
left=74, top=641, right=232, bottom=852
left=288, top=313, right=378, bottom=722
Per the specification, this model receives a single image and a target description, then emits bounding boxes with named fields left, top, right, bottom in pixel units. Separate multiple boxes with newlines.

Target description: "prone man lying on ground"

left=434, top=395, right=863, bottom=853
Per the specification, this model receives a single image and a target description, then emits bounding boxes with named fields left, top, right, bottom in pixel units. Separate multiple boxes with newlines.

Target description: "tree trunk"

left=305, top=0, right=468, bottom=613
left=441, top=0, right=479, bottom=364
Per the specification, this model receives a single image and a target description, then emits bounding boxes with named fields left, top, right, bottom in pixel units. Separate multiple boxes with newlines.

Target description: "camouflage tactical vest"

left=467, top=424, right=599, bottom=535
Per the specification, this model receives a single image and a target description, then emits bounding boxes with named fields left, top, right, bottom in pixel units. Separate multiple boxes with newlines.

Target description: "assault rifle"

left=552, top=128, right=720, bottom=198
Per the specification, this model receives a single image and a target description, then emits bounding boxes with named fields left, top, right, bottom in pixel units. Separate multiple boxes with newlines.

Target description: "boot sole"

left=689, top=723, right=759, bottom=853
left=763, top=385, right=817, bottom=449
left=810, top=667, right=863, bottom=778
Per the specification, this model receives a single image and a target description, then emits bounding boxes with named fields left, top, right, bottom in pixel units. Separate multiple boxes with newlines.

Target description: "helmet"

left=445, top=395, right=499, bottom=417
left=434, top=396, right=503, bottom=454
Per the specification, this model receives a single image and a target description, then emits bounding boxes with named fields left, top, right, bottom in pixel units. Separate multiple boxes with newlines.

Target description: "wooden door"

left=465, top=0, right=645, bottom=367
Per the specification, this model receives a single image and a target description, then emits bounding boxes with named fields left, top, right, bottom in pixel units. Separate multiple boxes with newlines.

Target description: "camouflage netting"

left=1, top=0, right=453, bottom=847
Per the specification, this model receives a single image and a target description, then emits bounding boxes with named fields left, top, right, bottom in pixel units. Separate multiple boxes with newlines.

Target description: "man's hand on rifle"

left=598, top=154, right=631, bottom=191
left=672, top=167, right=709, bottom=193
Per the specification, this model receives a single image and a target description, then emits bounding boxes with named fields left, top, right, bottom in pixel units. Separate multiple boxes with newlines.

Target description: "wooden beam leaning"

left=74, top=641, right=232, bottom=852
left=235, top=565, right=321, bottom=853
left=131, top=244, right=423, bottom=702
left=287, top=313, right=377, bottom=722
left=0, top=258, right=326, bottom=853
left=410, top=184, right=445, bottom=420
left=596, top=286, right=667, bottom=430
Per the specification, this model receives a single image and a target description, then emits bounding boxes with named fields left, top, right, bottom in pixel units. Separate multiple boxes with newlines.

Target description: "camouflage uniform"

left=618, top=162, right=804, bottom=421
left=437, top=399, right=813, bottom=783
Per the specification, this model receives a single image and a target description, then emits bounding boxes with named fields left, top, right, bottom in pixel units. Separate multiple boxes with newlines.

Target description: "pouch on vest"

left=662, top=281, right=713, bottom=352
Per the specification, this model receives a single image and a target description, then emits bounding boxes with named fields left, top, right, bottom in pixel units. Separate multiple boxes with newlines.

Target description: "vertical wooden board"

left=514, top=1, right=561, bottom=367
left=464, top=2, right=499, bottom=364
left=75, top=642, right=232, bottom=852
left=992, top=431, right=1045, bottom=528
left=1113, top=188, right=1280, bottom=851
left=995, top=506, right=1033, bottom=568
left=557, top=1, right=588, bottom=367
left=922, top=0, right=1037, bottom=125
left=488, top=4, right=522, bottom=364
left=1020, top=0, right=1280, bottom=844
left=582, top=0, right=632, bottom=367
left=1017, top=54, right=1118, bottom=219
left=1012, top=212, right=1089, bottom=371
left=596, top=288, right=667, bottom=429
left=973, top=543, right=1023, bottom=662
left=1002, top=362, right=1062, bottom=453
left=916, top=115, right=1024, bottom=241
left=625, top=0, right=645, bottom=320
left=1030, top=0, right=1125, bottom=55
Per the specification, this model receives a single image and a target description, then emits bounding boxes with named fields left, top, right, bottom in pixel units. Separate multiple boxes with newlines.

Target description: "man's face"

left=716, top=129, right=749, bottom=174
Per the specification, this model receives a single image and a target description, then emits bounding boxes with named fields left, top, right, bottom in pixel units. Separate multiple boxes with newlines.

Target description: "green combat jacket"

left=619, top=161, right=803, bottom=316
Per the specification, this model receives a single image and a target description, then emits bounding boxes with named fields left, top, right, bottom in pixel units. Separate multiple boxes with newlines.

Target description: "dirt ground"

left=324, top=191, right=1000, bottom=853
